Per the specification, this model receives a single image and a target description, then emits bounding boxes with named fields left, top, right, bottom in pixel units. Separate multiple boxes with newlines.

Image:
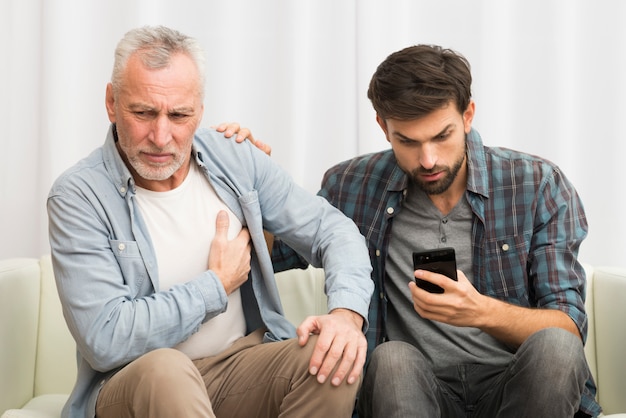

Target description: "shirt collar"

left=465, top=128, right=489, bottom=199
left=102, top=124, right=206, bottom=197
left=102, top=124, right=135, bottom=197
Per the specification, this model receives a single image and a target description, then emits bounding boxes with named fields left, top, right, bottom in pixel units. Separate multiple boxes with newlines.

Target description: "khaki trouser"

left=96, top=328, right=359, bottom=418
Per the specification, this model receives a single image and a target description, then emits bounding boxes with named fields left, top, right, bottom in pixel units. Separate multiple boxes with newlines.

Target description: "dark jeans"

left=357, top=328, right=589, bottom=418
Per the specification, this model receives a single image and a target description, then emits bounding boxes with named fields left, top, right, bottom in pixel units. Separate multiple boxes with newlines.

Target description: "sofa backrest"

left=274, top=266, right=328, bottom=325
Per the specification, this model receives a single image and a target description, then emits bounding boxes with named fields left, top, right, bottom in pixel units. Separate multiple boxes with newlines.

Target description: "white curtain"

left=2, top=0, right=624, bottom=269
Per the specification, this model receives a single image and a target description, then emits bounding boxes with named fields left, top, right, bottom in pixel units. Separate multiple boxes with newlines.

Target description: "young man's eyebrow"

left=430, top=124, right=455, bottom=139
left=394, top=124, right=454, bottom=142
left=393, top=131, right=417, bottom=143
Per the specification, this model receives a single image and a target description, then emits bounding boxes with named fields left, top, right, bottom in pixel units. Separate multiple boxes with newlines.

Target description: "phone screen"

left=412, top=247, right=457, bottom=293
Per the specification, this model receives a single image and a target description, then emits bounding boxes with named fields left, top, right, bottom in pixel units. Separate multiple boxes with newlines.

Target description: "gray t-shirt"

left=385, top=181, right=512, bottom=372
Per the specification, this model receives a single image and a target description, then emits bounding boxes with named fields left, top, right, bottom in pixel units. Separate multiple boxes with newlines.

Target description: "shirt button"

left=441, top=237, right=447, bottom=243
left=502, top=243, right=510, bottom=251
left=375, top=249, right=381, bottom=257
left=442, top=218, right=448, bottom=224
left=120, top=186, right=126, bottom=193
left=386, top=207, right=394, bottom=215
left=118, top=243, right=126, bottom=251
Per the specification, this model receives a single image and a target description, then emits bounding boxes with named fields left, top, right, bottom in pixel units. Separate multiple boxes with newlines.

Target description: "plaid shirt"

left=272, top=128, right=599, bottom=416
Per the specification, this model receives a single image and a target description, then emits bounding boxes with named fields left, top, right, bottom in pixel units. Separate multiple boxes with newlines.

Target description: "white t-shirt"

left=135, top=162, right=246, bottom=359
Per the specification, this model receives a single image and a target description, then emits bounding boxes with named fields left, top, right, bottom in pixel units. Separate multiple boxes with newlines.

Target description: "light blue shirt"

left=47, top=125, right=373, bottom=418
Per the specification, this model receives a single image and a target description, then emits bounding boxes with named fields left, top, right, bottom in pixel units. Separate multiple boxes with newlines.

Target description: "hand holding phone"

left=412, top=247, right=458, bottom=294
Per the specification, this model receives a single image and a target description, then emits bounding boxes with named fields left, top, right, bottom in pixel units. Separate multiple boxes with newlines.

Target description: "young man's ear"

left=462, top=100, right=475, bottom=134
left=376, top=114, right=389, bottom=135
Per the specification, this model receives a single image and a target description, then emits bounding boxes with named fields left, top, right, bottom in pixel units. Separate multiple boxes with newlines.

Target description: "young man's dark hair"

left=368, top=44, right=472, bottom=119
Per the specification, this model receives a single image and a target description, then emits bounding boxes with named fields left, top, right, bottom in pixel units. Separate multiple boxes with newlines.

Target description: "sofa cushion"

left=1, top=394, right=67, bottom=418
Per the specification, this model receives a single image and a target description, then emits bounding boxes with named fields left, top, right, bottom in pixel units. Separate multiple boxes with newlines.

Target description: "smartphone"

left=412, top=247, right=458, bottom=294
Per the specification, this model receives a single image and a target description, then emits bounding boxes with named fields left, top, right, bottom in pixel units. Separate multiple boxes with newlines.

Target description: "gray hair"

left=111, top=25, right=206, bottom=98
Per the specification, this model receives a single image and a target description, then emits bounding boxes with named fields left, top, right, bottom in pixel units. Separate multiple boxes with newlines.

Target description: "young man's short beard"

left=410, top=153, right=465, bottom=196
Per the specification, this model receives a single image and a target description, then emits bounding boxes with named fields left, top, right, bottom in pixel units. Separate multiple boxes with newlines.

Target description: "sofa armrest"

left=582, top=263, right=597, bottom=383
left=0, top=259, right=41, bottom=412
left=34, top=255, right=76, bottom=396
left=593, top=266, right=626, bottom=415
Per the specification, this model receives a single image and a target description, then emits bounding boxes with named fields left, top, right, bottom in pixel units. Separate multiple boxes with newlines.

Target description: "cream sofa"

left=1, top=255, right=625, bottom=417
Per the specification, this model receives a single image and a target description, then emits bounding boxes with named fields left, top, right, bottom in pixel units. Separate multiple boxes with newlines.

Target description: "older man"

left=47, top=25, right=373, bottom=418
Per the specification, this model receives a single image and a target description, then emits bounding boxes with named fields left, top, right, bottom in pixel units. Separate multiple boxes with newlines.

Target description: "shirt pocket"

left=483, top=234, right=531, bottom=306
left=109, top=239, right=150, bottom=296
